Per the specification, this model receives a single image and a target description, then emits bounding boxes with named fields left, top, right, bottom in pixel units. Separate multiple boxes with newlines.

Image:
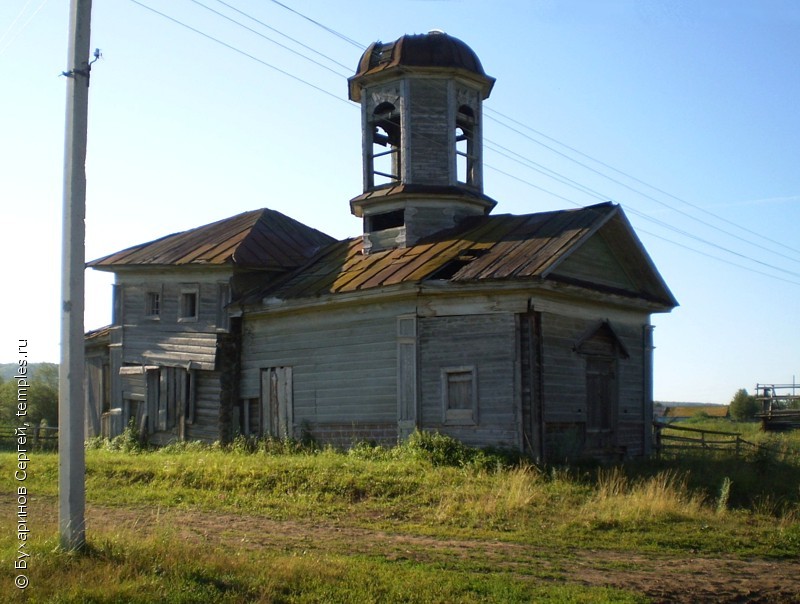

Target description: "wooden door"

left=585, top=358, right=615, bottom=450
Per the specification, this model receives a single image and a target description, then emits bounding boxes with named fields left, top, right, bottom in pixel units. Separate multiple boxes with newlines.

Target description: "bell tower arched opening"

left=370, top=101, right=401, bottom=187
left=456, top=104, right=477, bottom=187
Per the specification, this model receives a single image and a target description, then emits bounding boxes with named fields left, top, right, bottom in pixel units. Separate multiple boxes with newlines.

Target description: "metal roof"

left=88, top=209, right=335, bottom=271
left=349, top=32, right=495, bottom=101
left=254, top=203, right=677, bottom=308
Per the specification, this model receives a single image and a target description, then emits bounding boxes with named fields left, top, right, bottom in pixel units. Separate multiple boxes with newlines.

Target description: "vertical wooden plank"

left=282, top=366, right=293, bottom=438
left=397, top=316, right=417, bottom=440
left=260, top=369, right=272, bottom=437
left=158, top=369, right=168, bottom=432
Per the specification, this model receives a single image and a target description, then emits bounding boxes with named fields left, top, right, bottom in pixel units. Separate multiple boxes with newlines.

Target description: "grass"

left=0, top=528, right=649, bottom=603
left=1, top=425, right=799, bottom=601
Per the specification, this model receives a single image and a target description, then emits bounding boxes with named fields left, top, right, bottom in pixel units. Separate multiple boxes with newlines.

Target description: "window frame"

left=144, top=289, right=162, bottom=320
left=441, top=365, right=478, bottom=425
left=178, top=284, right=200, bottom=322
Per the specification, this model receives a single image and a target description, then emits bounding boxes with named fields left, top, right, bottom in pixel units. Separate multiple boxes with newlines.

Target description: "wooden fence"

left=0, top=426, right=59, bottom=451
left=652, top=422, right=757, bottom=457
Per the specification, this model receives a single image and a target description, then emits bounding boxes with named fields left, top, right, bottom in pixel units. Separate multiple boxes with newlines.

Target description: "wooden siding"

left=118, top=272, right=229, bottom=370
left=241, top=303, right=413, bottom=440
left=418, top=313, right=518, bottom=448
left=84, top=354, right=105, bottom=438
left=539, top=310, right=647, bottom=457
left=186, top=370, right=222, bottom=442
left=407, top=79, right=451, bottom=185
left=551, top=233, right=635, bottom=291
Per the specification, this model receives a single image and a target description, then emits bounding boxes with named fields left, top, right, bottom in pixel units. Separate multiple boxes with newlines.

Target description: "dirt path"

left=13, top=494, right=800, bottom=603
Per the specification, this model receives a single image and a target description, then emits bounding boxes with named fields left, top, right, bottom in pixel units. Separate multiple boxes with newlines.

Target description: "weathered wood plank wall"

left=418, top=313, right=519, bottom=448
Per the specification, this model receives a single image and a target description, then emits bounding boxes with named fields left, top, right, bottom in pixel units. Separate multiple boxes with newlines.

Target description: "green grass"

left=2, top=428, right=799, bottom=602
left=0, top=528, right=648, bottom=603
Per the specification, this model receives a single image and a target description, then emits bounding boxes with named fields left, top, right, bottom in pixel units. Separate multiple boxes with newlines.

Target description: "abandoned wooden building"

left=86, top=31, right=677, bottom=460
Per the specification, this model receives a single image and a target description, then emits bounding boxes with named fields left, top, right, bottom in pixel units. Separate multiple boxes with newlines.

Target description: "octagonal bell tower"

left=348, top=31, right=497, bottom=253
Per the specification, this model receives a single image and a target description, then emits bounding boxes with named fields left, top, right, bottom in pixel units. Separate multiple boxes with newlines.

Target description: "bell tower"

left=348, top=31, right=497, bottom=253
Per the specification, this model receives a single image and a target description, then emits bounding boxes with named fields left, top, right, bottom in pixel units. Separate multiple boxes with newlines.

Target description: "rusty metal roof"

left=254, top=203, right=677, bottom=308
left=349, top=183, right=497, bottom=215
left=349, top=32, right=495, bottom=101
left=88, top=209, right=335, bottom=271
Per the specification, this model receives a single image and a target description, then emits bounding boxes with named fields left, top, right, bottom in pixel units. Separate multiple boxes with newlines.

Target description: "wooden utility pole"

left=60, top=0, right=92, bottom=551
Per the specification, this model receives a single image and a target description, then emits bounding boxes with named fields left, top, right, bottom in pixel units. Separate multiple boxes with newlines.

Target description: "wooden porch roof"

left=88, top=209, right=335, bottom=271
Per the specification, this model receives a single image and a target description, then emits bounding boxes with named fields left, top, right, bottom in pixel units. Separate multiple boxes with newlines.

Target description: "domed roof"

left=349, top=31, right=495, bottom=101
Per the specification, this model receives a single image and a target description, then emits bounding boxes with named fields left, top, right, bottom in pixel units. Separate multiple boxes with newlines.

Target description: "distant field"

left=1, top=427, right=799, bottom=602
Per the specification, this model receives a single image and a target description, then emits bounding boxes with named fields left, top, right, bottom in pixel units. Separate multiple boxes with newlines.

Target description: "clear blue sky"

left=1, top=0, right=798, bottom=404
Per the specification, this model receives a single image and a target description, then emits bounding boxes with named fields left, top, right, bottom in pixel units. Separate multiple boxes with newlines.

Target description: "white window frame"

left=441, top=365, right=478, bottom=425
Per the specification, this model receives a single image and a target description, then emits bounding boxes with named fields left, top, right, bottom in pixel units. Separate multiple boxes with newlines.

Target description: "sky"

left=1, top=0, right=798, bottom=405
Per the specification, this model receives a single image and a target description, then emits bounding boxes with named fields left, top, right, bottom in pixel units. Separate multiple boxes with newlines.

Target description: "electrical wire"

left=128, top=0, right=352, bottom=107
left=266, top=0, right=366, bottom=50
left=486, top=109, right=800, bottom=262
left=0, top=0, right=49, bottom=58
left=197, top=0, right=353, bottom=75
left=125, top=0, right=799, bottom=287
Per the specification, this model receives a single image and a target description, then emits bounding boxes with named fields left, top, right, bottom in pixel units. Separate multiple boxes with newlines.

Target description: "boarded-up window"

left=441, top=366, right=477, bottom=425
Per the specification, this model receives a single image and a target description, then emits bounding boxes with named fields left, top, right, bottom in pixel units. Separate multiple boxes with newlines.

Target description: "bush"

left=399, top=430, right=523, bottom=470
left=730, top=388, right=759, bottom=420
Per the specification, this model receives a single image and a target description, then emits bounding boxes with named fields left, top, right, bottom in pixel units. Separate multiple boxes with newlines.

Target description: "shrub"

left=730, top=388, right=759, bottom=420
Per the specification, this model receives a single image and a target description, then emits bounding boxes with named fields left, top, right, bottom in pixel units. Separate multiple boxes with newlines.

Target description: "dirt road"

left=11, top=495, right=800, bottom=603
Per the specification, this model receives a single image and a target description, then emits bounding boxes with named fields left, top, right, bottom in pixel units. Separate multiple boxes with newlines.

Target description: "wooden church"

left=86, top=31, right=677, bottom=460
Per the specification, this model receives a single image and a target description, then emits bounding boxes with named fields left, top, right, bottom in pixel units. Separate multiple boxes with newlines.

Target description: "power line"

left=125, top=0, right=798, bottom=287
left=202, top=0, right=353, bottom=74
left=484, top=138, right=800, bottom=281
left=0, top=0, right=49, bottom=58
left=212, top=0, right=800, bottom=279
left=486, top=108, right=800, bottom=261
left=637, top=226, right=800, bottom=287
left=266, top=0, right=366, bottom=50
left=128, top=0, right=352, bottom=107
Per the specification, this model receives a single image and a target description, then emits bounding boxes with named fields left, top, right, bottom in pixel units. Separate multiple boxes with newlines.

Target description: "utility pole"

left=60, top=0, right=92, bottom=551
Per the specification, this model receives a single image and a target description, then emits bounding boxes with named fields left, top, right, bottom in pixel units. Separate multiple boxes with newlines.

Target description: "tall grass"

left=587, top=468, right=707, bottom=526
left=3, top=429, right=799, bottom=556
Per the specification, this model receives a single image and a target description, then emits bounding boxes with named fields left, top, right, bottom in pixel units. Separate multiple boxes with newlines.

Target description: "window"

left=441, top=366, right=477, bottom=425
left=145, top=291, right=161, bottom=318
left=179, top=285, right=199, bottom=321
left=370, top=101, right=401, bottom=188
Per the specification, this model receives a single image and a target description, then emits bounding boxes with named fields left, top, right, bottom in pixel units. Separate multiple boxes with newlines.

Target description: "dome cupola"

left=348, top=31, right=497, bottom=253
